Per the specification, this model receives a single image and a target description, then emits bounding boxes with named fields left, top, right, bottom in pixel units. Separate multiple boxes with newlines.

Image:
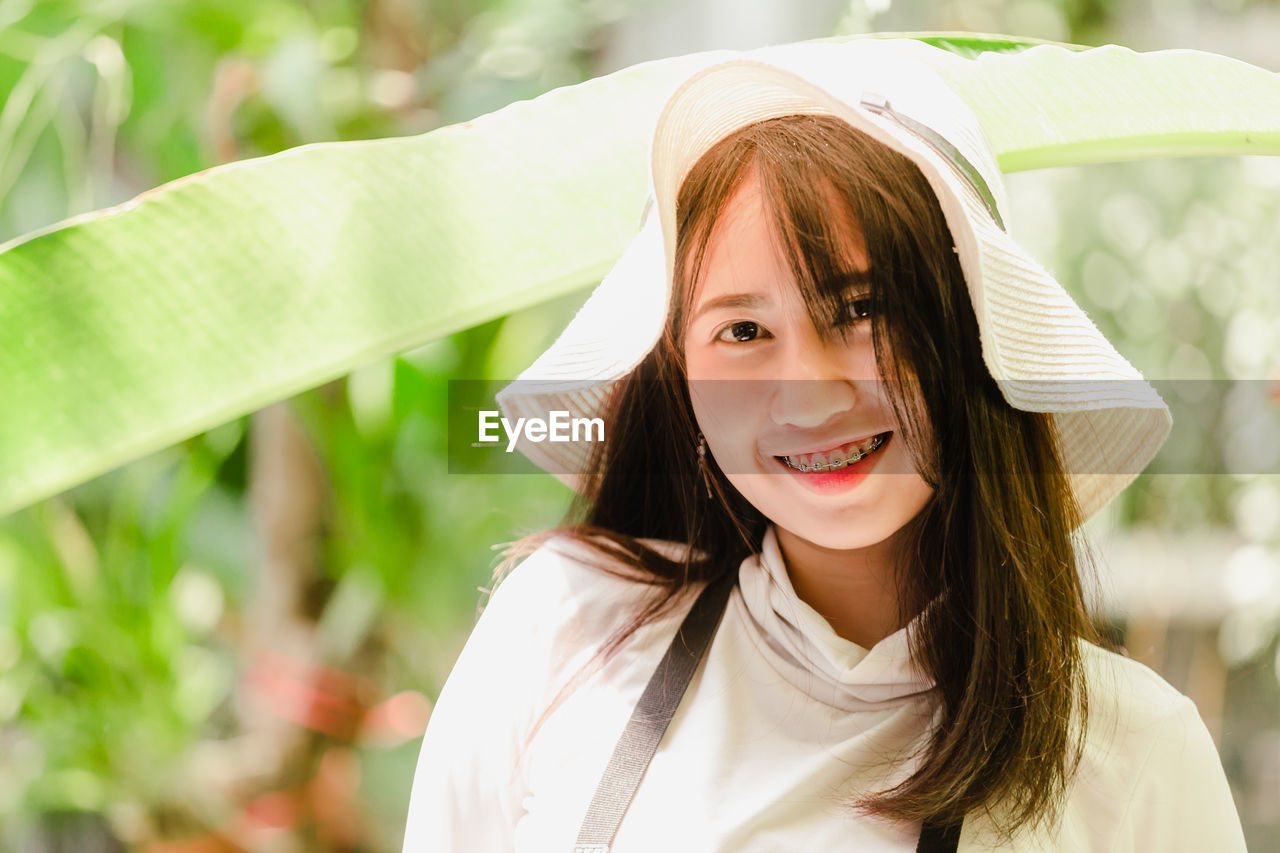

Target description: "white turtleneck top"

left=403, top=530, right=1245, bottom=851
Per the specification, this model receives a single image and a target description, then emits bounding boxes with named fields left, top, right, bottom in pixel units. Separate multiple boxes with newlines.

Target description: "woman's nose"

left=768, top=332, right=859, bottom=428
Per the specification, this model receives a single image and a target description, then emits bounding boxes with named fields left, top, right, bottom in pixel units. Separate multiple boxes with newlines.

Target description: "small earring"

left=697, top=434, right=713, bottom=499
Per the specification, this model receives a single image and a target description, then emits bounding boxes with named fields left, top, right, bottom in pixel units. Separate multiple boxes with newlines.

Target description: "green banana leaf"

left=1, top=33, right=1278, bottom=517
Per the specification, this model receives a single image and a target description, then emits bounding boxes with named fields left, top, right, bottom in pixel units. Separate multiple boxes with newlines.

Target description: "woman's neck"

left=773, top=526, right=906, bottom=649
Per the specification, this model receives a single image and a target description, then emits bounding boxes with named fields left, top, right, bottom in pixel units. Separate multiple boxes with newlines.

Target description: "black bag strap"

left=572, top=568, right=962, bottom=853
left=917, top=817, right=964, bottom=852
left=573, top=569, right=737, bottom=853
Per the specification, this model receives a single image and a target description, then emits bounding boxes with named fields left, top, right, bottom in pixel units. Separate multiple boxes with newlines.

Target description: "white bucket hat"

left=497, top=39, right=1171, bottom=521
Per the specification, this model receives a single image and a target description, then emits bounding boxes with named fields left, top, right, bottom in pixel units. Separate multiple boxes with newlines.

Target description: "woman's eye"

left=839, top=297, right=875, bottom=324
left=716, top=320, right=766, bottom=343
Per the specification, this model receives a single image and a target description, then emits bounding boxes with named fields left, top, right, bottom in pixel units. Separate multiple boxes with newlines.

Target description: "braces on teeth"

left=784, top=434, right=885, bottom=472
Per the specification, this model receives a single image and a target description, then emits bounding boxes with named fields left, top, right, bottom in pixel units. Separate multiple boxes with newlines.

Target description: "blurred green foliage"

left=1006, top=156, right=1280, bottom=531
left=0, top=0, right=601, bottom=848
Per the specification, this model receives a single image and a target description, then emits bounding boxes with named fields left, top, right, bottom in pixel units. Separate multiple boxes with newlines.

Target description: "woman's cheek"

left=688, top=378, right=772, bottom=476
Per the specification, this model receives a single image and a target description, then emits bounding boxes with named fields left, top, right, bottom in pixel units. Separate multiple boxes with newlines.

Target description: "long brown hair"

left=517, top=113, right=1097, bottom=838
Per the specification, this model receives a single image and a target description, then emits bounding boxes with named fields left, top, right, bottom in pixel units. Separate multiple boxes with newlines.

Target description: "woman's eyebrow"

left=828, top=269, right=875, bottom=293
left=690, top=292, right=770, bottom=323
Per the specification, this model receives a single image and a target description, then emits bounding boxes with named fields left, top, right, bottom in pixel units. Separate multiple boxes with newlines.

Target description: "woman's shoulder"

left=1076, top=640, right=1211, bottom=767
left=404, top=536, right=695, bottom=851
left=492, top=534, right=688, bottom=611
left=1065, top=641, right=1245, bottom=850
left=484, top=535, right=699, bottom=659
left=1078, top=641, right=1191, bottom=726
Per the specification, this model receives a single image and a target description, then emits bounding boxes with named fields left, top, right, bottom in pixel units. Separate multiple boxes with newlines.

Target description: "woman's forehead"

left=691, top=172, right=871, bottom=305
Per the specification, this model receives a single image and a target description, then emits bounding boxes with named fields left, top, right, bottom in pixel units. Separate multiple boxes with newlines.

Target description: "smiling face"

left=682, top=170, right=935, bottom=559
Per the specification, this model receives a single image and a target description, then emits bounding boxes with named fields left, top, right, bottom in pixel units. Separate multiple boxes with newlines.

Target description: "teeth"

left=783, top=434, right=885, bottom=472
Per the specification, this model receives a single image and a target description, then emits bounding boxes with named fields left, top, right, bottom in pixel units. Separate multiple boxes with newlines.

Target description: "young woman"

left=404, top=40, right=1245, bottom=851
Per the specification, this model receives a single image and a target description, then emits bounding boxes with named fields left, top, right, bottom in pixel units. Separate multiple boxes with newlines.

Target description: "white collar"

left=734, top=527, right=934, bottom=708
